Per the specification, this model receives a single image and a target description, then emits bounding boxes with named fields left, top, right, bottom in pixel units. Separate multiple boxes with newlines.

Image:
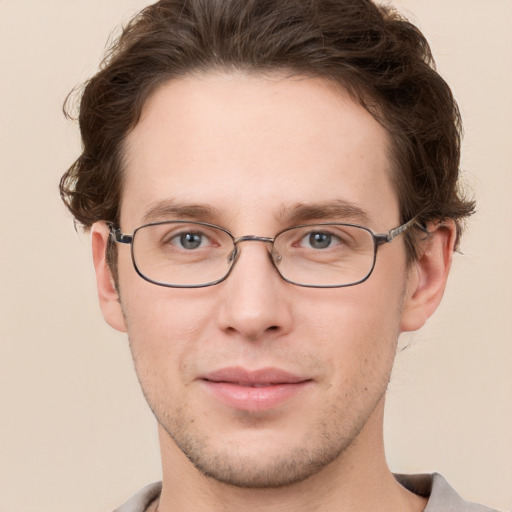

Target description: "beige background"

left=0, top=1, right=511, bottom=511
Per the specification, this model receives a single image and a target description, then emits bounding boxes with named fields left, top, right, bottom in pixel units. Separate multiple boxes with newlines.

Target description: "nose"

left=216, top=241, right=293, bottom=342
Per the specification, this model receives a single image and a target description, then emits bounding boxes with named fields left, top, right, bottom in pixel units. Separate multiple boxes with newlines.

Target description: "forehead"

left=121, top=72, right=398, bottom=231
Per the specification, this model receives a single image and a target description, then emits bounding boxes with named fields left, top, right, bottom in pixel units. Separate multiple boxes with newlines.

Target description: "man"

left=60, top=0, right=496, bottom=510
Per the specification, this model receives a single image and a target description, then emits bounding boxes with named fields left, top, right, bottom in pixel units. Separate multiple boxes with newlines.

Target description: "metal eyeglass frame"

left=108, top=217, right=421, bottom=289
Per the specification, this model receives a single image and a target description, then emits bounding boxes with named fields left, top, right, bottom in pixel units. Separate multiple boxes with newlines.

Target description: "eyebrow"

left=142, top=200, right=221, bottom=223
left=282, top=200, right=370, bottom=226
left=140, top=198, right=370, bottom=227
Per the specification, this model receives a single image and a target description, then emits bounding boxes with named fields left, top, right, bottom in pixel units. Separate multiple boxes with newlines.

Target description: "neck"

left=155, top=400, right=426, bottom=512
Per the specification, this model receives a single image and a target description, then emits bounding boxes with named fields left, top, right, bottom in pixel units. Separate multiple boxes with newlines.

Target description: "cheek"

left=303, top=277, right=405, bottom=383
left=119, top=283, right=217, bottom=382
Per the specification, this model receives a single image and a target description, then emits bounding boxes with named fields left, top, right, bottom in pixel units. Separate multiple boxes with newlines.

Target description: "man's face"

left=107, top=72, right=415, bottom=487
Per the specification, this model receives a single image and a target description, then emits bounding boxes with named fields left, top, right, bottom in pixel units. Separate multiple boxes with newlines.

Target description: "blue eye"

left=302, top=231, right=341, bottom=249
left=177, top=232, right=205, bottom=250
left=308, top=232, right=332, bottom=249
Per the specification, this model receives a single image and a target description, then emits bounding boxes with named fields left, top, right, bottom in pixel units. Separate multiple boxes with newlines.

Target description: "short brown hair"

left=60, top=0, right=474, bottom=262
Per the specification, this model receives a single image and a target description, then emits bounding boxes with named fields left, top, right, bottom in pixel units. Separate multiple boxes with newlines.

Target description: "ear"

left=91, top=222, right=127, bottom=333
left=400, top=220, right=456, bottom=332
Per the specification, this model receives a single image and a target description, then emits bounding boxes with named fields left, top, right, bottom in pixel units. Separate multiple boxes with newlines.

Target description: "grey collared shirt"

left=113, top=473, right=499, bottom=511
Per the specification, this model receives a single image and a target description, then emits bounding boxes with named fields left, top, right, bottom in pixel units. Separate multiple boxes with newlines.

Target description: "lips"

left=199, top=367, right=312, bottom=411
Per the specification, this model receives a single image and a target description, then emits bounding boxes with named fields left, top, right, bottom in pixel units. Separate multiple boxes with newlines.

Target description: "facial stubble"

left=120, top=280, right=407, bottom=490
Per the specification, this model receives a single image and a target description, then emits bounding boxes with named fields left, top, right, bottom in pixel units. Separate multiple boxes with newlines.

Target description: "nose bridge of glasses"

left=233, top=235, right=275, bottom=245
left=229, top=235, right=279, bottom=267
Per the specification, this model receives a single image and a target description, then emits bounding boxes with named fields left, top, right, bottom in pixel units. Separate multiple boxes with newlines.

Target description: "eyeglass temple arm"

left=108, top=224, right=133, bottom=245
left=374, top=217, right=428, bottom=246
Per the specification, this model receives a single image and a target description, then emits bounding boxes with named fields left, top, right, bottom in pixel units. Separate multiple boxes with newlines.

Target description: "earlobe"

left=91, top=222, right=127, bottom=333
left=400, top=220, right=456, bottom=333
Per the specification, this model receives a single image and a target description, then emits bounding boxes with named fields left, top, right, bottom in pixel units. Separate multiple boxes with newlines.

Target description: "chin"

left=159, top=412, right=363, bottom=489
left=187, top=445, right=343, bottom=489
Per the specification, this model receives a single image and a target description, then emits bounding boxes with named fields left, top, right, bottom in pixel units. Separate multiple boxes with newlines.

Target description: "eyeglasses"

left=109, top=218, right=418, bottom=288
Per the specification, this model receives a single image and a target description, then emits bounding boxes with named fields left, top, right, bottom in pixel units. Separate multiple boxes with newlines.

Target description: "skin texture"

left=92, top=72, right=455, bottom=511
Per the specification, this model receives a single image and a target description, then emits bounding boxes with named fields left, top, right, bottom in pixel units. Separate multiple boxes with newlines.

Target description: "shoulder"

left=396, top=473, right=501, bottom=512
left=112, top=482, right=162, bottom=512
